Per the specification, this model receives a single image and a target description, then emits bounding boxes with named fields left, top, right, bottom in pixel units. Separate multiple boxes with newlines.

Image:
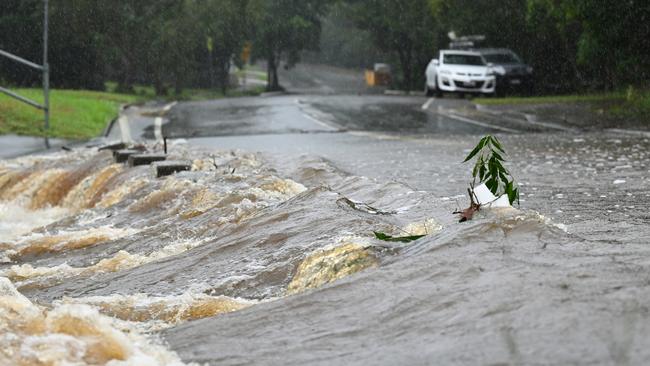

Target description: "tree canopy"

left=1, top=0, right=648, bottom=94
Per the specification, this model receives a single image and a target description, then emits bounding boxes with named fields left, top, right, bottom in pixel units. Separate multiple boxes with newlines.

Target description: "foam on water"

left=57, top=291, right=253, bottom=330
left=97, top=178, right=150, bottom=208
left=62, top=164, right=124, bottom=210
left=0, top=277, right=188, bottom=365
left=4, top=226, right=139, bottom=260
left=4, top=239, right=208, bottom=288
left=0, top=203, right=70, bottom=245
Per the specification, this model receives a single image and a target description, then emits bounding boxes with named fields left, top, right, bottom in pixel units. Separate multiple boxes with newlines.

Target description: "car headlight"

left=526, top=66, right=534, bottom=74
left=493, top=66, right=506, bottom=76
left=439, top=70, right=452, bottom=75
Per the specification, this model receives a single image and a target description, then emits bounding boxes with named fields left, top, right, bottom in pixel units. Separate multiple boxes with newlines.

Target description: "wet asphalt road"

left=157, top=63, right=582, bottom=140
left=161, top=94, right=504, bottom=139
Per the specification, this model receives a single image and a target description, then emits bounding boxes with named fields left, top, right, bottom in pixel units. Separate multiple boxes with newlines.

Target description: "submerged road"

left=140, top=67, right=650, bottom=365
left=101, top=65, right=650, bottom=365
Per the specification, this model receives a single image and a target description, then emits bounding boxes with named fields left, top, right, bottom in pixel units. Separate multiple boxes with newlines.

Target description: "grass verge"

left=475, top=90, right=650, bottom=124
left=0, top=89, right=140, bottom=140
left=1, top=83, right=266, bottom=140
left=474, top=92, right=626, bottom=106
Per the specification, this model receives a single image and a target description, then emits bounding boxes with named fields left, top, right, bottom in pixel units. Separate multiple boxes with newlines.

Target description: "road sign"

left=241, top=42, right=252, bottom=64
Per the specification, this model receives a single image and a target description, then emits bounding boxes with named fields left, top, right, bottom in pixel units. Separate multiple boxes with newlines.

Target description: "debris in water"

left=454, top=188, right=481, bottom=223
left=373, top=232, right=425, bottom=243
left=337, top=197, right=396, bottom=215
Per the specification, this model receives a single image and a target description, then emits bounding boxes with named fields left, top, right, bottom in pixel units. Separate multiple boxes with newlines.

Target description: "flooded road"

left=1, top=69, right=650, bottom=364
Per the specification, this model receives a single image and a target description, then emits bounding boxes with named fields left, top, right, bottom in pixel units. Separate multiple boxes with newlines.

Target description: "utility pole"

left=43, top=0, right=50, bottom=149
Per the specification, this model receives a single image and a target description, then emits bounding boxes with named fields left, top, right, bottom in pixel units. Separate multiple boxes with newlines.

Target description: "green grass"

left=474, top=92, right=626, bottom=106
left=474, top=89, right=650, bottom=124
left=235, top=64, right=268, bottom=82
left=608, top=89, right=650, bottom=120
left=1, top=82, right=266, bottom=140
left=0, top=88, right=140, bottom=139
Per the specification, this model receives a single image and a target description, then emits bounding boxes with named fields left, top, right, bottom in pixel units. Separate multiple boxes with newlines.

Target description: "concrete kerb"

left=260, top=91, right=288, bottom=98
left=106, top=103, right=137, bottom=137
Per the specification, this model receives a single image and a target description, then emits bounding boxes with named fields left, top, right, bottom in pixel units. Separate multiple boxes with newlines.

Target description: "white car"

left=425, top=50, right=496, bottom=97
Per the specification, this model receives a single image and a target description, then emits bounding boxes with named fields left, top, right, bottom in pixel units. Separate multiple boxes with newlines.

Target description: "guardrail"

left=0, top=0, right=50, bottom=148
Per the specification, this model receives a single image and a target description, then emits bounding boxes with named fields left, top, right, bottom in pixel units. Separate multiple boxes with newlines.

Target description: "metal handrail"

left=0, top=0, right=50, bottom=148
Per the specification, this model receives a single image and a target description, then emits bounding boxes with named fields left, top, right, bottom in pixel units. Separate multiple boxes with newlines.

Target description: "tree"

left=570, top=0, right=650, bottom=89
left=249, top=0, right=330, bottom=91
left=306, top=2, right=389, bottom=69
left=349, top=0, right=438, bottom=91
left=0, top=0, right=47, bottom=87
left=192, top=0, right=251, bottom=94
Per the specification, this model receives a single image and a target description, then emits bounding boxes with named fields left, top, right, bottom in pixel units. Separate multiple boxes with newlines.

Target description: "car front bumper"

left=438, top=75, right=496, bottom=94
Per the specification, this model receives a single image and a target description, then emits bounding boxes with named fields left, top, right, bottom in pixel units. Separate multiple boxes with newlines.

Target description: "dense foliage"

left=332, top=0, right=649, bottom=92
left=0, top=0, right=325, bottom=93
left=1, top=0, right=648, bottom=94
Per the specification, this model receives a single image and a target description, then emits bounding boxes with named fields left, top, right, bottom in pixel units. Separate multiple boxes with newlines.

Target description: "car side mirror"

left=487, top=62, right=494, bottom=68
left=433, top=59, right=439, bottom=66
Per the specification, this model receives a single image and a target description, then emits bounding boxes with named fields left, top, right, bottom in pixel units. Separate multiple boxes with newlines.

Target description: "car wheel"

left=425, top=83, right=434, bottom=97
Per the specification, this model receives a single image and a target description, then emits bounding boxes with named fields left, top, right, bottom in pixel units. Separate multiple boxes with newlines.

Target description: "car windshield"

left=482, top=52, right=521, bottom=64
left=443, top=54, right=485, bottom=66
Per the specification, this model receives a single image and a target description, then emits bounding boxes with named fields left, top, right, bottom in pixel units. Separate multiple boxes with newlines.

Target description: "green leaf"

left=472, top=160, right=480, bottom=179
left=486, top=178, right=498, bottom=195
left=488, top=160, right=499, bottom=179
left=462, top=136, right=488, bottom=163
left=492, top=151, right=505, bottom=162
left=479, top=164, right=487, bottom=181
left=499, top=171, right=509, bottom=186
left=489, top=136, right=506, bottom=153
left=374, top=231, right=426, bottom=243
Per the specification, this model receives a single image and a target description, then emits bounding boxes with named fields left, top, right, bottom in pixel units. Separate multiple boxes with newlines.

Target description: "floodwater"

left=1, top=131, right=649, bottom=365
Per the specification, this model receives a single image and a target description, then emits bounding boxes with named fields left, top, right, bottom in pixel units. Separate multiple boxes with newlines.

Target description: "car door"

left=426, top=59, right=438, bottom=86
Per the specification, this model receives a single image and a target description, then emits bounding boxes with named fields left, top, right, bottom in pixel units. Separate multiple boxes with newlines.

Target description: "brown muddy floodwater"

left=0, top=135, right=649, bottom=365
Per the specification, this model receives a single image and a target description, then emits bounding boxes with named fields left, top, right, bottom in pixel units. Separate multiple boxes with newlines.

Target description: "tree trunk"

left=218, top=59, right=231, bottom=95
left=267, top=53, right=281, bottom=91
left=396, top=45, right=414, bottom=92
left=153, top=77, right=167, bottom=97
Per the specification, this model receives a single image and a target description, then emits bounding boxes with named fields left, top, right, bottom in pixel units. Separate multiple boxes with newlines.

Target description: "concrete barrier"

left=153, top=161, right=191, bottom=178
left=128, top=154, right=167, bottom=167
left=98, top=142, right=126, bottom=152
left=114, top=149, right=141, bottom=163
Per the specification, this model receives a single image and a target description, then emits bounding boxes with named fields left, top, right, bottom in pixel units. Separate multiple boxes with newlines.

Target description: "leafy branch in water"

left=463, top=135, right=520, bottom=205
left=373, top=232, right=426, bottom=243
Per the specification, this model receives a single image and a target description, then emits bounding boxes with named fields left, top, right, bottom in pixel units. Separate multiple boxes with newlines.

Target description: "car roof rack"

left=448, top=34, right=486, bottom=50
